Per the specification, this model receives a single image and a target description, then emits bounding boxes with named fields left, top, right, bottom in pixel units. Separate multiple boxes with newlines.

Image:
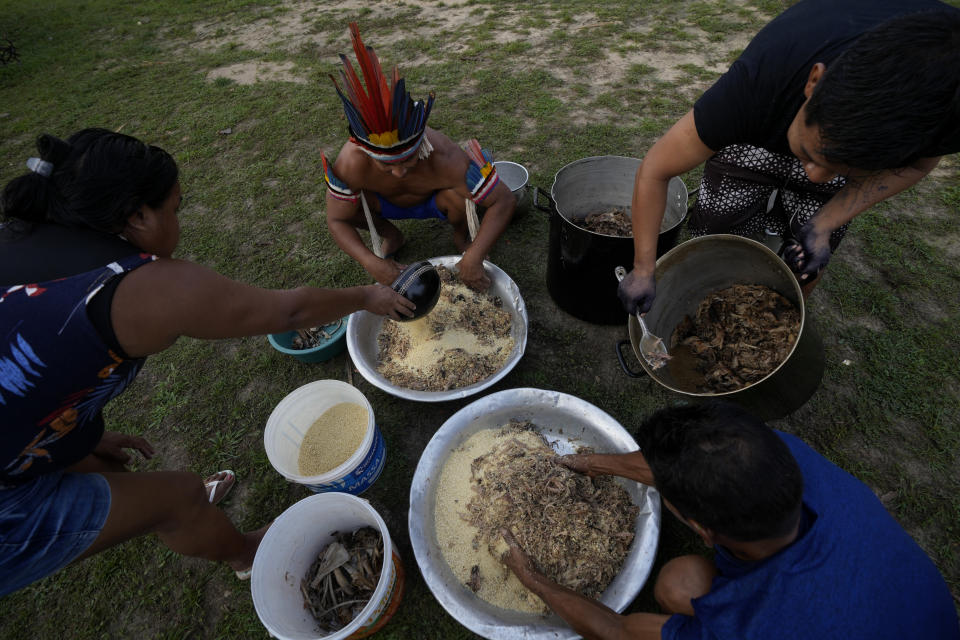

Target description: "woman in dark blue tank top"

left=0, top=128, right=416, bottom=596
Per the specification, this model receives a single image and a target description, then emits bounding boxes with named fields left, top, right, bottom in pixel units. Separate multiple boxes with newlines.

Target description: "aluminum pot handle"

left=532, top=186, right=556, bottom=215
left=615, top=340, right=645, bottom=378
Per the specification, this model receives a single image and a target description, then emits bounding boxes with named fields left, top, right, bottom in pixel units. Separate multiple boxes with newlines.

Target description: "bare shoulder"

left=425, top=127, right=459, bottom=154
left=117, top=257, right=213, bottom=293
left=329, top=140, right=372, bottom=189
left=424, top=127, right=469, bottom=179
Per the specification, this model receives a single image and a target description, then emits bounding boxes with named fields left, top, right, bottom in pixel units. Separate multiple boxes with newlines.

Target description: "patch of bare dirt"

left=237, top=379, right=272, bottom=404
left=847, top=429, right=937, bottom=488
left=202, top=575, right=238, bottom=632
left=181, top=0, right=766, bottom=119
left=207, top=61, right=306, bottom=85
left=928, top=233, right=960, bottom=261
left=928, top=153, right=958, bottom=179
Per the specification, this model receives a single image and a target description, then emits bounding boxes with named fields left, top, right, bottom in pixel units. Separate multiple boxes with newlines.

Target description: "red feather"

left=366, top=46, right=393, bottom=128
left=349, top=23, right=388, bottom=132
left=338, top=57, right=366, bottom=113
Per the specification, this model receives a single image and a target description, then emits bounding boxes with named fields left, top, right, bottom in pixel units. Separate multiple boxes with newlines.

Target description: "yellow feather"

left=370, top=130, right=399, bottom=146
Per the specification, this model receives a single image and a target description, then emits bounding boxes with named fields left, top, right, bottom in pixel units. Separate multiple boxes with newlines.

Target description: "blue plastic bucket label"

left=306, top=424, right=386, bottom=495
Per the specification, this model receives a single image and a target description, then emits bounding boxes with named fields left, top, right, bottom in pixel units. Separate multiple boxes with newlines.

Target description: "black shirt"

left=693, top=0, right=960, bottom=157
left=0, top=222, right=141, bottom=355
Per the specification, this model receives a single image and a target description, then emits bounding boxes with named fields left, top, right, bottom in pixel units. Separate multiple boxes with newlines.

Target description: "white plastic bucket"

left=252, top=493, right=405, bottom=640
left=264, top=380, right=386, bottom=494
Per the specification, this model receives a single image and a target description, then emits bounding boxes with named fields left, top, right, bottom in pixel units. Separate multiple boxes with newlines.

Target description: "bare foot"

left=376, top=219, right=405, bottom=258
left=452, top=225, right=470, bottom=253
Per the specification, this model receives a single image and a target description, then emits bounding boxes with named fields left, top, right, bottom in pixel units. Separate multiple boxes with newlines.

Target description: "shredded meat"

left=669, top=284, right=800, bottom=392
left=377, top=266, right=513, bottom=391
left=574, top=207, right=632, bottom=236
left=464, top=421, right=638, bottom=599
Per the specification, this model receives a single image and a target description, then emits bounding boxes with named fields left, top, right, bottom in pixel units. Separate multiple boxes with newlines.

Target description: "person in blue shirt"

left=501, top=401, right=959, bottom=640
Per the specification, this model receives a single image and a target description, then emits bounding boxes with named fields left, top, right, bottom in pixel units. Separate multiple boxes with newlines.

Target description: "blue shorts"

left=376, top=193, right=447, bottom=221
left=0, top=471, right=110, bottom=597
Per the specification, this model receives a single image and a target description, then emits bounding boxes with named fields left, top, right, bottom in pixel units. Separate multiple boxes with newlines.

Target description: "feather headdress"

left=463, top=139, right=500, bottom=203
left=330, top=23, right=435, bottom=164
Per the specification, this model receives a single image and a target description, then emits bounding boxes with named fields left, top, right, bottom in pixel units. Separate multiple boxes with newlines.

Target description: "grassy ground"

left=1, top=0, right=958, bottom=637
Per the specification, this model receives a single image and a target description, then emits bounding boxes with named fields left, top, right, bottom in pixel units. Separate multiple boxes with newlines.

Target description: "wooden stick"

left=360, top=192, right=384, bottom=259
left=465, top=198, right=479, bottom=242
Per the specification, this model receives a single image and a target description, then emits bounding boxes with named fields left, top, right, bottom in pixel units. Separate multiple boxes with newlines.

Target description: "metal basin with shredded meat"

left=409, top=388, right=661, bottom=640
left=347, top=256, right=528, bottom=402
left=621, top=235, right=825, bottom=421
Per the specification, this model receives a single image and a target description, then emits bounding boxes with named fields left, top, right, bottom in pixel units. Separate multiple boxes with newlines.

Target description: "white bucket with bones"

left=251, top=493, right=404, bottom=639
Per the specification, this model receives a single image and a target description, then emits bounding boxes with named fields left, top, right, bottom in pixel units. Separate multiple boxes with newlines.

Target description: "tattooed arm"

left=788, top=156, right=942, bottom=280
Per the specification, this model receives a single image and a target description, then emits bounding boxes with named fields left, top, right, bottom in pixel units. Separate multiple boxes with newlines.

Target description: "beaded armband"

left=463, top=139, right=499, bottom=204
left=321, top=152, right=360, bottom=203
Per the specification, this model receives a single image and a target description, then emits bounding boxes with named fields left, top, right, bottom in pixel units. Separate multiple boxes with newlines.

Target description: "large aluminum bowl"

left=409, top=388, right=661, bottom=639
left=346, top=256, right=528, bottom=402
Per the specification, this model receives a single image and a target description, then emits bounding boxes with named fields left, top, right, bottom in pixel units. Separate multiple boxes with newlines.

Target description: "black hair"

left=0, top=128, right=178, bottom=234
left=804, top=10, right=960, bottom=171
left=636, top=401, right=803, bottom=542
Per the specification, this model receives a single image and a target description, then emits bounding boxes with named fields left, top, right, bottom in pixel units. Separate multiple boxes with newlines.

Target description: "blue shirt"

left=662, top=431, right=960, bottom=640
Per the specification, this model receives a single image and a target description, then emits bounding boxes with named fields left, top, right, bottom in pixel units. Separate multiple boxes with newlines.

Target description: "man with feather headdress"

left=321, top=23, right=515, bottom=291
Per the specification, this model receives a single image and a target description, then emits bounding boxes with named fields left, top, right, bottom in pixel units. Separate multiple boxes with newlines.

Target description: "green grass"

left=1, top=0, right=959, bottom=637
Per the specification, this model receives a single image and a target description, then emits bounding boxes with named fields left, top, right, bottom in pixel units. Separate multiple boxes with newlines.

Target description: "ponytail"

left=0, top=133, right=73, bottom=225
left=0, top=128, right=178, bottom=233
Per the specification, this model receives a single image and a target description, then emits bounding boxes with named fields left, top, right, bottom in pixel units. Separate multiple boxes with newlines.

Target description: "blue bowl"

left=268, top=317, right=348, bottom=363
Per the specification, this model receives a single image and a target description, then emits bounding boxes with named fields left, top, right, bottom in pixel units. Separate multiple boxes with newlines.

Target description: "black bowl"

left=391, top=260, right=441, bottom=321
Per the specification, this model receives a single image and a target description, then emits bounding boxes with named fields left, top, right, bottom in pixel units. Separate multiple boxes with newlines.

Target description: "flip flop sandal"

left=204, top=470, right=237, bottom=505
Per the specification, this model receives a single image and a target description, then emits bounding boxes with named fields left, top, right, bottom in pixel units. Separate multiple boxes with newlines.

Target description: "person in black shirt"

left=618, top=0, right=960, bottom=315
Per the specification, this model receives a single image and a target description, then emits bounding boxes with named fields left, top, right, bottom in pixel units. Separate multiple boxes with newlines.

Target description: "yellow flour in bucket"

left=298, top=403, right=368, bottom=475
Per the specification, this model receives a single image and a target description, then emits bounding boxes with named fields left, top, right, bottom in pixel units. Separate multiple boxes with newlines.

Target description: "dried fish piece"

left=670, top=284, right=800, bottom=393
left=292, top=318, right=344, bottom=349
left=466, top=565, right=482, bottom=592
left=309, top=541, right=351, bottom=589
left=301, top=527, right=384, bottom=633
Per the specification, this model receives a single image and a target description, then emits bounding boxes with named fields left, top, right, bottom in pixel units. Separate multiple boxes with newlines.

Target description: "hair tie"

left=26, top=157, right=54, bottom=177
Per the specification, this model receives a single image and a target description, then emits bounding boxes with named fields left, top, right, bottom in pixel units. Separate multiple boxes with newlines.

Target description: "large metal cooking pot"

left=409, top=388, right=661, bottom=640
left=616, top=235, right=825, bottom=421
left=533, top=156, right=688, bottom=325
left=346, top=256, right=528, bottom=402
